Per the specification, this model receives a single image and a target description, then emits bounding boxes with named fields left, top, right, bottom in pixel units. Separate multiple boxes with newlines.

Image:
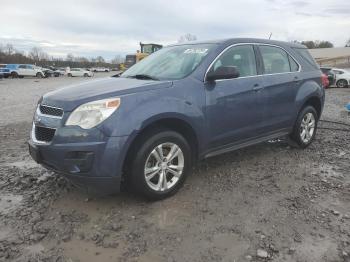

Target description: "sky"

left=0, top=0, right=349, bottom=61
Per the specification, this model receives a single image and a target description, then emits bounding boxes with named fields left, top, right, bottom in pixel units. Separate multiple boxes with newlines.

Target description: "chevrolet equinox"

left=29, top=38, right=325, bottom=199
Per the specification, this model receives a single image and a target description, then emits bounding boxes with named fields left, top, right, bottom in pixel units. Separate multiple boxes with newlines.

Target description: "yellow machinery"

left=124, top=42, right=162, bottom=69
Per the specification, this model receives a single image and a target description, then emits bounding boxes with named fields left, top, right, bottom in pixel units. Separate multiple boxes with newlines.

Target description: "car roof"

left=168, top=38, right=306, bottom=49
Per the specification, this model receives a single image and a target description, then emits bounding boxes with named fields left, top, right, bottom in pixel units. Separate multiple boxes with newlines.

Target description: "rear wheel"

left=11, top=72, right=18, bottom=78
left=336, top=79, right=348, bottom=88
left=36, top=72, right=43, bottom=78
left=129, top=129, right=192, bottom=200
left=67, top=73, right=72, bottom=77
left=84, top=73, right=88, bottom=77
left=290, top=106, right=318, bottom=148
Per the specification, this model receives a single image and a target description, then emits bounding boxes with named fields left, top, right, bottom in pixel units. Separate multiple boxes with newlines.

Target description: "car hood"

left=42, top=77, right=173, bottom=111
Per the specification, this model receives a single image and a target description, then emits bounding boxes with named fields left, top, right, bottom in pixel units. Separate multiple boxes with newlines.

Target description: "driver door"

left=205, top=44, right=265, bottom=149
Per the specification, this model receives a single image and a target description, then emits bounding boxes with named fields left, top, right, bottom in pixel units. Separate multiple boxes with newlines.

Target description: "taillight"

left=321, top=74, right=329, bottom=88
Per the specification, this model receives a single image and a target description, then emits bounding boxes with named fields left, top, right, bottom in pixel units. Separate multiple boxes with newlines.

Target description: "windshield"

left=122, top=44, right=215, bottom=80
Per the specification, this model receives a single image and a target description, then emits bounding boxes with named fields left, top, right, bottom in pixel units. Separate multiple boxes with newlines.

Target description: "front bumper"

left=28, top=122, right=129, bottom=194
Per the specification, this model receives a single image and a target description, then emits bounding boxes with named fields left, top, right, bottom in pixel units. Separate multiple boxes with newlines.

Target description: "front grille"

left=35, top=126, right=56, bottom=142
left=39, top=105, right=63, bottom=117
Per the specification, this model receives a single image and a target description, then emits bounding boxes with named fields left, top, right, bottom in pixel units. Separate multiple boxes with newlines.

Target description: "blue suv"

left=29, top=38, right=325, bottom=199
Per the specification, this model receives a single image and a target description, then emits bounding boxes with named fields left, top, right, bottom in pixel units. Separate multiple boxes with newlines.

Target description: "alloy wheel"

left=144, top=142, right=184, bottom=192
left=337, top=80, right=348, bottom=88
left=300, top=112, right=315, bottom=143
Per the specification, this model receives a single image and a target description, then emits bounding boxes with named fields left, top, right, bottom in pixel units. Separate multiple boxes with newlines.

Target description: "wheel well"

left=122, top=118, right=199, bottom=180
left=303, top=97, right=321, bottom=119
left=337, top=79, right=348, bottom=84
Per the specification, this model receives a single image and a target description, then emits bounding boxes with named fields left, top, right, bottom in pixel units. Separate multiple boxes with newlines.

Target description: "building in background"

left=309, top=47, right=350, bottom=67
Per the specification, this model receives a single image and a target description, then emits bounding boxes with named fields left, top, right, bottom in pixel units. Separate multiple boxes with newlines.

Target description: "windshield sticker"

left=184, top=48, right=208, bottom=54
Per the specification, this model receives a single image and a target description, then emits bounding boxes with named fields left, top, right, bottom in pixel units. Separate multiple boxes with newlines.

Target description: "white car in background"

left=332, top=68, right=350, bottom=88
left=67, top=68, right=94, bottom=77
left=15, top=64, right=45, bottom=78
left=92, top=67, right=110, bottom=72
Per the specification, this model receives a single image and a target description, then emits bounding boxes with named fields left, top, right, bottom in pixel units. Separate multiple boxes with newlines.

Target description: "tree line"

left=0, top=43, right=124, bottom=69
left=293, top=39, right=350, bottom=49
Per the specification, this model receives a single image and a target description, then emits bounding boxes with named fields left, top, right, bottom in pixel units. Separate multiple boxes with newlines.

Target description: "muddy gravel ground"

left=0, top=75, right=349, bottom=262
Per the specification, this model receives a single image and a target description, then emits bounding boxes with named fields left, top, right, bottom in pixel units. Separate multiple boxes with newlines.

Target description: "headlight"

left=66, top=98, right=121, bottom=129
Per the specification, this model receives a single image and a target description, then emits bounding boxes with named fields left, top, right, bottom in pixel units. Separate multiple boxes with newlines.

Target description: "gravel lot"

left=0, top=75, right=349, bottom=262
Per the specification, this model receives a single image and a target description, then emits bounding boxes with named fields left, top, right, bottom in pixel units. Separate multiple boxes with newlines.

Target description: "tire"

left=36, top=72, right=43, bottom=78
left=11, top=72, right=18, bottom=78
left=336, top=79, right=348, bottom=88
left=67, top=73, right=72, bottom=77
left=290, top=106, right=318, bottom=148
left=84, top=73, right=88, bottom=77
left=129, top=128, right=192, bottom=200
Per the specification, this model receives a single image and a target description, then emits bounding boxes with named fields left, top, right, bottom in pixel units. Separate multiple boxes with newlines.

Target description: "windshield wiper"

left=127, top=74, right=159, bottom=81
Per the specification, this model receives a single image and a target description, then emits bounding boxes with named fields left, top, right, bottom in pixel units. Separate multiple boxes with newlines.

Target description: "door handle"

left=253, top=84, right=263, bottom=92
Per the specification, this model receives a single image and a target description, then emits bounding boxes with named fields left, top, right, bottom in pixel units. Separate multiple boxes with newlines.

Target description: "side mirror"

left=206, top=66, right=240, bottom=82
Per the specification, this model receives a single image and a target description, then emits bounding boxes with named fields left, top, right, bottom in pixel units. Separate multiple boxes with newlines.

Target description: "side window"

left=289, top=56, right=299, bottom=72
left=212, top=45, right=257, bottom=77
left=260, top=46, right=291, bottom=74
left=18, top=65, right=26, bottom=69
left=27, top=65, right=33, bottom=69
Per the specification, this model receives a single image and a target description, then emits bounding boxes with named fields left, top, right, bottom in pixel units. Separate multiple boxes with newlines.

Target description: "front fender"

left=99, top=88, right=205, bottom=140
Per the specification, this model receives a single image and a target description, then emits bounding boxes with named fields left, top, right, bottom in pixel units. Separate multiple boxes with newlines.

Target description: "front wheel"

left=84, top=73, right=88, bottom=77
left=129, top=129, right=192, bottom=200
left=336, top=79, right=348, bottom=88
left=36, top=72, right=43, bottom=78
left=67, top=73, right=72, bottom=77
left=290, top=106, right=318, bottom=148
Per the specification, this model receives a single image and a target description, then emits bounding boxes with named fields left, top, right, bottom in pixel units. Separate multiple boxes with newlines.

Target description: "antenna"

left=269, top=33, right=272, bottom=40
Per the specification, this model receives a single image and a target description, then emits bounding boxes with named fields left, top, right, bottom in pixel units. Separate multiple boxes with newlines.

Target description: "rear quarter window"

left=293, top=48, right=319, bottom=69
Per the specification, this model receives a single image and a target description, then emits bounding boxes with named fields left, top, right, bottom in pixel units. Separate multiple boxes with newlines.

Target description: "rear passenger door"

left=258, top=45, right=300, bottom=133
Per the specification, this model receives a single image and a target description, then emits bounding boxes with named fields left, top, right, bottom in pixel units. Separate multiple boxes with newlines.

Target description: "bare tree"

left=95, top=56, right=105, bottom=64
left=66, top=53, right=74, bottom=62
left=39, top=51, right=49, bottom=61
left=5, top=44, right=15, bottom=55
left=75, top=57, right=89, bottom=63
left=111, top=55, right=124, bottom=64
left=178, top=33, right=197, bottom=43
left=29, top=47, right=41, bottom=61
